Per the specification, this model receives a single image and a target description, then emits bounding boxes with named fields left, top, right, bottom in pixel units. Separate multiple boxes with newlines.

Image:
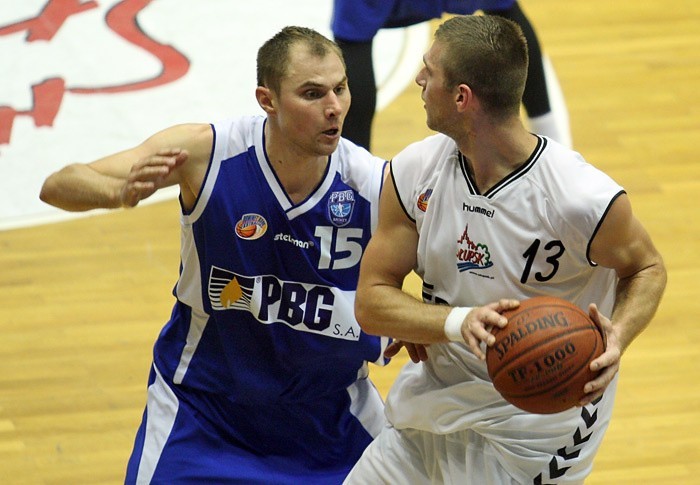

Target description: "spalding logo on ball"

left=486, top=296, right=605, bottom=414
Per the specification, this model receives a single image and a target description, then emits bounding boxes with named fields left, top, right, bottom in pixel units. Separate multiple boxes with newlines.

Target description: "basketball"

left=486, top=296, right=605, bottom=414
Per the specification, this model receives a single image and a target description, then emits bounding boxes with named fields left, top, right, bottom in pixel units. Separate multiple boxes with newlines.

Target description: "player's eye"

left=304, top=90, right=322, bottom=99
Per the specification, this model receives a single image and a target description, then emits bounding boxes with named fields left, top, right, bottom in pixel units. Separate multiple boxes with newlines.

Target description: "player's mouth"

left=322, top=128, right=340, bottom=139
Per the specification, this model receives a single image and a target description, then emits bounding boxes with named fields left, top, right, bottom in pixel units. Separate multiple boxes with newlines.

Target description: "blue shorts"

left=125, top=365, right=385, bottom=484
left=332, top=0, right=516, bottom=41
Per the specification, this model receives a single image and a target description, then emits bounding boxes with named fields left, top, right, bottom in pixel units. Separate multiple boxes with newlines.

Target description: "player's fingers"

left=585, top=348, right=620, bottom=390
left=414, top=343, right=429, bottom=362
left=128, top=164, right=171, bottom=183
left=483, top=309, right=508, bottom=329
left=590, top=342, right=621, bottom=372
left=152, top=149, right=189, bottom=169
left=498, top=298, right=520, bottom=312
left=580, top=362, right=618, bottom=405
left=465, top=333, right=486, bottom=360
left=484, top=299, right=518, bottom=320
left=173, top=149, right=189, bottom=166
left=121, top=181, right=156, bottom=207
left=383, top=341, right=404, bottom=359
left=154, top=147, right=184, bottom=157
left=578, top=389, right=604, bottom=407
left=132, top=152, right=182, bottom=173
left=405, top=343, right=429, bottom=363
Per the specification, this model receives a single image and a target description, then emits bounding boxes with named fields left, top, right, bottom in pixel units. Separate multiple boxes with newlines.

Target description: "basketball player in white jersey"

left=345, top=15, right=666, bottom=484
left=41, top=26, right=404, bottom=484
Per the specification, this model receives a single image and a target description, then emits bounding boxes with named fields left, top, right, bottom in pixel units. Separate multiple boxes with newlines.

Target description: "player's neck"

left=458, top=123, right=538, bottom=193
left=265, top=134, right=329, bottom=204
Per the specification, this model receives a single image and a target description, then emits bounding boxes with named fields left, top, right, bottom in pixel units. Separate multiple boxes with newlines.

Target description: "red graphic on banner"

left=0, top=0, right=98, bottom=41
left=0, top=78, right=66, bottom=144
left=0, top=0, right=190, bottom=145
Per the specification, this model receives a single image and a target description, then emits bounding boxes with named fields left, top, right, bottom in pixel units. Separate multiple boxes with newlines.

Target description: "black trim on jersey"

left=390, top=162, right=416, bottom=223
left=458, top=135, right=547, bottom=198
left=586, top=189, right=627, bottom=266
left=379, top=160, right=389, bottom=195
left=458, top=151, right=477, bottom=194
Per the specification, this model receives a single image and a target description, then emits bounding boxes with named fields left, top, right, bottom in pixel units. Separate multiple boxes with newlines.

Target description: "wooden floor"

left=2, top=1, right=700, bottom=483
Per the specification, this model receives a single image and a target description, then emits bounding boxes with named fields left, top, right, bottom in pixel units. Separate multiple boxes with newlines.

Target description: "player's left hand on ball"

left=464, top=299, right=519, bottom=360
left=579, top=303, right=621, bottom=406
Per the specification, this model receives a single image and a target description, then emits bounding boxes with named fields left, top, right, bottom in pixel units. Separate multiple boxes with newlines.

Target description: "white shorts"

left=344, top=395, right=614, bottom=485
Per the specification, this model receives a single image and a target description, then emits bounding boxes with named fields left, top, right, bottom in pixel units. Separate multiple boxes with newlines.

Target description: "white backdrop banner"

left=0, top=0, right=428, bottom=230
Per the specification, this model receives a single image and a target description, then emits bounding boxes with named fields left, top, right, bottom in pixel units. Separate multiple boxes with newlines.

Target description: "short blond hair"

left=435, top=15, right=528, bottom=118
left=257, top=26, right=345, bottom=94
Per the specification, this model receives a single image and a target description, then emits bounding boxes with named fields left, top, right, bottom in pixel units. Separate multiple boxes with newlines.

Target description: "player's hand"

left=120, top=148, right=188, bottom=207
left=384, top=340, right=430, bottom=363
left=463, top=299, right=520, bottom=360
left=579, top=303, right=621, bottom=406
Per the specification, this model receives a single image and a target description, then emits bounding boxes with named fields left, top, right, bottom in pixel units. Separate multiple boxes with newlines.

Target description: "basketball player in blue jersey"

left=345, top=15, right=667, bottom=484
left=332, top=0, right=571, bottom=150
left=42, top=26, right=404, bottom=484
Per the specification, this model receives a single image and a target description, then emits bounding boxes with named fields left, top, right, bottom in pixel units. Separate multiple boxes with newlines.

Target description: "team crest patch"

left=417, top=189, right=432, bottom=212
left=235, top=213, right=267, bottom=240
left=456, top=224, right=494, bottom=272
left=327, top=190, right=355, bottom=227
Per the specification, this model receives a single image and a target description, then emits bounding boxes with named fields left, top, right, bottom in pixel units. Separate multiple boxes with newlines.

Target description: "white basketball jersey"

left=387, top=133, right=623, bottom=435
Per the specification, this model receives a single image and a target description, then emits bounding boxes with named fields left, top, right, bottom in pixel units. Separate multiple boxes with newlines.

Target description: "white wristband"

left=444, top=307, right=472, bottom=343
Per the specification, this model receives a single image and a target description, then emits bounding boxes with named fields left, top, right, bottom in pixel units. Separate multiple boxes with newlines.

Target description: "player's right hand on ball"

left=464, top=299, right=519, bottom=360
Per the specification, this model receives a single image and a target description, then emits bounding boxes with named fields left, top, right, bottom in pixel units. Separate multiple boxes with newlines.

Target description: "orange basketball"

left=486, top=296, right=605, bottom=414
left=236, top=222, right=256, bottom=238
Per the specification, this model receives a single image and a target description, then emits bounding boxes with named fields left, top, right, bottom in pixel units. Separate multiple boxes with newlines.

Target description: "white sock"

left=527, top=56, right=573, bottom=149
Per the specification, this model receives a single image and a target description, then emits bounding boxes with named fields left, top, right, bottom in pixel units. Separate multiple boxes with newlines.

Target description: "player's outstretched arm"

left=581, top=193, right=667, bottom=404
left=40, top=124, right=212, bottom=212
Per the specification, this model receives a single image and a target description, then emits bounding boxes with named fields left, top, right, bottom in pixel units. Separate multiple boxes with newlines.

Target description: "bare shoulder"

left=150, top=123, right=213, bottom=162
left=589, top=193, right=661, bottom=277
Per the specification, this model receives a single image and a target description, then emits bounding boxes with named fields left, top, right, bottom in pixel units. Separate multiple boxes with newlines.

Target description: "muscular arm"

left=39, top=124, right=213, bottom=212
left=590, top=194, right=666, bottom=352
left=355, top=172, right=517, bottom=357
left=582, top=193, right=667, bottom=402
left=355, top=175, right=445, bottom=343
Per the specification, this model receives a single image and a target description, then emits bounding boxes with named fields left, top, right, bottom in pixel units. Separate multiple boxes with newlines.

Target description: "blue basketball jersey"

left=332, top=0, right=516, bottom=41
left=126, top=115, right=389, bottom=484
left=155, top=115, right=389, bottom=399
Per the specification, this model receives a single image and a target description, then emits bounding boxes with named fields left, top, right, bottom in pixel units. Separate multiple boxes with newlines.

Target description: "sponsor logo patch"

left=456, top=224, right=494, bottom=272
left=235, top=213, right=267, bottom=240
left=417, top=189, right=432, bottom=212
left=207, top=266, right=361, bottom=341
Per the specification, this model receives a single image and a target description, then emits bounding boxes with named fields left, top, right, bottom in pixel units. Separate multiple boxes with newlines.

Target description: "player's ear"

left=455, top=84, right=473, bottom=112
left=256, top=86, right=275, bottom=114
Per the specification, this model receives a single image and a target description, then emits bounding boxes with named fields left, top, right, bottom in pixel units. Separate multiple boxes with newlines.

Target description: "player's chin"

left=318, top=133, right=341, bottom=153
